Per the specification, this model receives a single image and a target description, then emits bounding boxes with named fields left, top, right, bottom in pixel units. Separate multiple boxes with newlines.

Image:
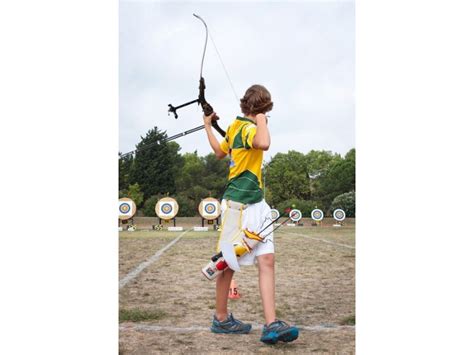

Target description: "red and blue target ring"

left=204, top=203, right=216, bottom=214
left=119, top=203, right=131, bottom=214
left=333, top=209, right=346, bottom=221
left=161, top=203, right=173, bottom=214
left=311, top=209, right=324, bottom=221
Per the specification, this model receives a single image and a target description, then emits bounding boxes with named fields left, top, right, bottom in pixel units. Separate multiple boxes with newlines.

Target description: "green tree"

left=266, top=151, right=311, bottom=205
left=316, top=149, right=355, bottom=211
left=126, top=183, right=144, bottom=207
left=275, top=198, right=320, bottom=217
left=305, top=150, right=336, bottom=175
left=129, top=127, right=178, bottom=200
left=175, top=152, right=206, bottom=192
left=331, top=191, right=356, bottom=217
left=168, top=141, right=184, bottom=181
left=202, top=153, right=229, bottom=197
left=142, top=195, right=160, bottom=217
left=175, top=192, right=198, bottom=217
left=118, top=154, right=134, bottom=191
left=264, top=185, right=275, bottom=207
left=305, top=150, right=338, bottom=200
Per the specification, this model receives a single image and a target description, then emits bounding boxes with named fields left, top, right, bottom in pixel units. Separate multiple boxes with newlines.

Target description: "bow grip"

left=202, top=102, right=219, bottom=120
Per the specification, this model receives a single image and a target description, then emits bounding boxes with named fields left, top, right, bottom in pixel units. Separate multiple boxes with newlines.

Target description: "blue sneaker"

left=210, top=313, right=252, bottom=334
left=260, top=320, right=299, bottom=344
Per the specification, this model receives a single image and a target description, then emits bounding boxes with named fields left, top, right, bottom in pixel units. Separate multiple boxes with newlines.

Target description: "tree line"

left=119, top=127, right=355, bottom=217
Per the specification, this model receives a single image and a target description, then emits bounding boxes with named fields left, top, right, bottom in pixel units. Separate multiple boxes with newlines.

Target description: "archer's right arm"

left=252, top=113, right=271, bottom=151
left=204, top=113, right=227, bottom=159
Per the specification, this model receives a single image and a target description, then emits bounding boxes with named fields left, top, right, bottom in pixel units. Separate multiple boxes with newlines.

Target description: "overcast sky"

left=119, top=0, right=354, bottom=159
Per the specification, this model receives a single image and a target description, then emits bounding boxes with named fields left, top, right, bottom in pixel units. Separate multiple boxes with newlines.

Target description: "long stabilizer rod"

left=119, top=124, right=206, bottom=159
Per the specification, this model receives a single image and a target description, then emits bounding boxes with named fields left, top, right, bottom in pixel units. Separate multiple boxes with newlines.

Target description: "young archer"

left=203, top=84, right=299, bottom=344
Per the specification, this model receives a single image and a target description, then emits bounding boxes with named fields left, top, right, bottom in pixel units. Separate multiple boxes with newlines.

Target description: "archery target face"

left=333, top=209, right=346, bottom=221
left=160, top=203, right=173, bottom=215
left=199, top=198, right=221, bottom=220
left=289, top=209, right=302, bottom=222
left=270, top=209, right=280, bottom=221
left=119, top=202, right=132, bottom=215
left=159, top=202, right=174, bottom=217
left=156, top=198, right=179, bottom=220
left=202, top=201, right=219, bottom=219
left=204, top=202, right=217, bottom=214
left=311, top=209, right=324, bottom=221
left=118, top=198, right=136, bottom=220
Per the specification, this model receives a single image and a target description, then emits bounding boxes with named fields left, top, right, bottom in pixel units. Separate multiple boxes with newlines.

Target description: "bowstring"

left=194, top=14, right=239, bottom=104
left=208, top=25, right=240, bottom=103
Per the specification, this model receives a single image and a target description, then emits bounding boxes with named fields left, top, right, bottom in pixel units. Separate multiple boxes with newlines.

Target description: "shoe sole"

left=260, top=328, right=299, bottom=344
left=210, top=326, right=251, bottom=334
left=279, top=328, right=299, bottom=342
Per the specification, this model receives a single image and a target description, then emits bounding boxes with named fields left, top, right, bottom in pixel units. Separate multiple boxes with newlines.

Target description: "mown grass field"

left=119, top=219, right=355, bottom=354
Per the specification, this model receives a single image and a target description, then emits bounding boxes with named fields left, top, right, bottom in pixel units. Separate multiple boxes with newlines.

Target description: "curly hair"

left=240, top=84, right=273, bottom=116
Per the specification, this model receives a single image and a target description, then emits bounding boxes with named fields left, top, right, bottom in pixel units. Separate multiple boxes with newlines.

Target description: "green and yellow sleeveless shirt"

left=219, top=116, right=264, bottom=204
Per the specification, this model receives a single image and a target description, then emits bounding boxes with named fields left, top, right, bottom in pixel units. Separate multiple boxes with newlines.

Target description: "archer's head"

left=240, top=85, right=273, bottom=117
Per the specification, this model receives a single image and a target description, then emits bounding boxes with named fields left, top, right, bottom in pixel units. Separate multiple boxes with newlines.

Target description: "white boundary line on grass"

left=119, top=229, right=191, bottom=289
left=120, top=323, right=355, bottom=333
left=277, top=230, right=355, bottom=250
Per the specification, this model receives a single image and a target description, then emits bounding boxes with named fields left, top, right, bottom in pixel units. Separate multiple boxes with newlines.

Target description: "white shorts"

left=221, top=199, right=275, bottom=266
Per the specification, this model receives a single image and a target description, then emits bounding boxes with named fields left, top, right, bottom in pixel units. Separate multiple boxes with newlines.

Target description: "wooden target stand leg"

left=157, top=217, right=180, bottom=231
left=119, top=217, right=134, bottom=231
left=200, top=217, right=217, bottom=227
left=213, top=216, right=220, bottom=231
left=200, top=217, right=219, bottom=230
left=155, top=217, right=163, bottom=231
left=158, top=218, right=175, bottom=226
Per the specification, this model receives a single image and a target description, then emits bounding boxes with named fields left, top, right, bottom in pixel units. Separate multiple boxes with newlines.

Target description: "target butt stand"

left=196, top=198, right=221, bottom=232
left=118, top=198, right=137, bottom=231
left=311, top=208, right=324, bottom=227
left=332, top=208, right=346, bottom=227
left=288, top=209, right=303, bottom=227
left=155, top=197, right=182, bottom=231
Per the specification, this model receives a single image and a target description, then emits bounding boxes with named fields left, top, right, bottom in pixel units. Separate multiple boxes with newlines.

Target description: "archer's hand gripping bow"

left=167, top=14, right=226, bottom=138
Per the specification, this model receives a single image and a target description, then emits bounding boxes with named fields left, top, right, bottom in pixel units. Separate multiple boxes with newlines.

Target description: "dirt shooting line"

left=120, top=323, right=355, bottom=333
left=119, top=229, right=191, bottom=289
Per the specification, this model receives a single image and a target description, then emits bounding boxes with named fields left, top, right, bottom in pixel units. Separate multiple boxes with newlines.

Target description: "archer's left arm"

left=204, top=113, right=227, bottom=159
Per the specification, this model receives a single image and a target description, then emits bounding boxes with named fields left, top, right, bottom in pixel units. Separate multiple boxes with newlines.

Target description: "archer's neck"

left=245, top=114, right=257, bottom=123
